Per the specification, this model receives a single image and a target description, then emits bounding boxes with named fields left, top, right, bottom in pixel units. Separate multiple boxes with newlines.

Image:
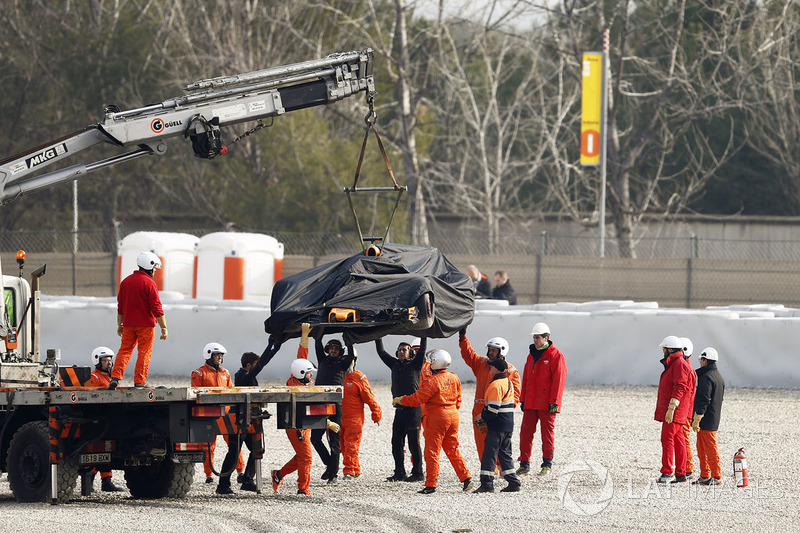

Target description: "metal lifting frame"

left=344, top=96, right=406, bottom=253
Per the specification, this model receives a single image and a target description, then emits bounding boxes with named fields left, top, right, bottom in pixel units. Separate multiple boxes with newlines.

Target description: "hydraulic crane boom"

left=0, top=49, right=374, bottom=203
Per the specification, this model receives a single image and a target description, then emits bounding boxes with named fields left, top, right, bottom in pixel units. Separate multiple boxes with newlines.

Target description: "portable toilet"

left=193, top=232, right=284, bottom=303
left=117, top=232, right=200, bottom=297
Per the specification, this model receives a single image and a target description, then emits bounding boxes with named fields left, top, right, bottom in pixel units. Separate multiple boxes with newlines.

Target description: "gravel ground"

left=2, top=377, right=798, bottom=533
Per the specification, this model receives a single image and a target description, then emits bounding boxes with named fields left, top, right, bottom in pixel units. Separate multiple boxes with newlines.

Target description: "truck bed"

left=0, top=385, right=342, bottom=406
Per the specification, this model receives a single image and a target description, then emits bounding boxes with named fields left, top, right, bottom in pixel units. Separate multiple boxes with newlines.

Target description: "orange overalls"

left=191, top=363, right=244, bottom=477
left=113, top=270, right=163, bottom=385
left=278, top=374, right=314, bottom=493
left=341, top=370, right=382, bottom=476
left=683, top=362, right=697, bottom=475
left=84, top=368, right=115, bottom=481
left=459, top=336, right=521, bottom=462
left=401, top=369, right=471, bottom=489
left=419, top=361, right=433, bottom=425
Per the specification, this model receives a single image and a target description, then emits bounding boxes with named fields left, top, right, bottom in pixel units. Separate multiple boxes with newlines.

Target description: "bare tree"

left=424, top=20, right=552, bottom=254
left=741, top=1, right=800, bottom=212
left=530, top=0, right=754, bottom=257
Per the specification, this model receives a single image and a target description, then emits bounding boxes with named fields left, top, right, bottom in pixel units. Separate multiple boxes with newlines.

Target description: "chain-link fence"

left=3, top=227, right=800, bottom=308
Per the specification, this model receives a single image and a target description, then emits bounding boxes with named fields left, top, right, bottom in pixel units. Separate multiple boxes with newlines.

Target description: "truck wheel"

left=124, top=461, right=194, bottom=499
left=7, top=420, right=78, bottom=503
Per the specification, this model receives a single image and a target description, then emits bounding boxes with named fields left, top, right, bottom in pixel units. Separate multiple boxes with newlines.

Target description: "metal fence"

left=3, top=226, right=800, bottom=308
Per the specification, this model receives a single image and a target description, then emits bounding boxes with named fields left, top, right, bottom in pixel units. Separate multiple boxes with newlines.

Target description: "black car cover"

left=265, top=244, right=474, bottom=344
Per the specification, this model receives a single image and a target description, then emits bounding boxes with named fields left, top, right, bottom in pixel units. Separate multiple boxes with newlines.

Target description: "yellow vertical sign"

left=581, top=53, right=603, bottom=166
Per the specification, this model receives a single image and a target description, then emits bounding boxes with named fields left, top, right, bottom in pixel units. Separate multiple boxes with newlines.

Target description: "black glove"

left=520, top=402, right=525, bottom=411
left=459, top=327, right=467, bottom=337
left=549, top=403, right=559, bottom=414
left=269, top=331, right=287, bottom=348
left=296, top=429, right=304, bottom=441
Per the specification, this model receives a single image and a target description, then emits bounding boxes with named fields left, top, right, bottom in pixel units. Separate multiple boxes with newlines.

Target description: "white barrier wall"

left=40, top=297, right=799, bottom=388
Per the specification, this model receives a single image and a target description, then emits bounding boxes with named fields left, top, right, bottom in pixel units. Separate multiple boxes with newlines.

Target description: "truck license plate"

left=173, top=452, right=205, bottom=463
left=79, top=452, right=111, bottom=464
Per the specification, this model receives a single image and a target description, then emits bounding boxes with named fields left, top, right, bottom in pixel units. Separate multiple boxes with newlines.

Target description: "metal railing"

left=3, top=226, right=800, bottom=308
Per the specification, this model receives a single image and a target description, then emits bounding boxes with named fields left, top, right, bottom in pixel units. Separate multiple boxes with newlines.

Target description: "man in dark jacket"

left=216, top=336, right=282, bottom=494
left=492, top=270, right=517, bottom=305
left=311, top=333, right=355, bottom=484
left=466, top=265, right=492, bottom=299
left=376, top=336, right=427, bottom=482
left=691, top=347, right=726, bottom=486
left=473, top=358, right=521, bottom=493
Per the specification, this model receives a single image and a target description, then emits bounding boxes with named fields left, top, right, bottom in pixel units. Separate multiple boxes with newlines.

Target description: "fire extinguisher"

left=733, top=448, right=748, bottom=488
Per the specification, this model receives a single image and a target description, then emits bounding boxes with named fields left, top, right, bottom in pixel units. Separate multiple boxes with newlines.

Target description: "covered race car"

left=264, top=244, right=474, bottom=344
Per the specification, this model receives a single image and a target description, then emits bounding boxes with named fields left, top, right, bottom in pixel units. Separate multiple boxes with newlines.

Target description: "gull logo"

left=557, top=460, right=614, bottom=516
left=150, top=118, right=165, bottom=133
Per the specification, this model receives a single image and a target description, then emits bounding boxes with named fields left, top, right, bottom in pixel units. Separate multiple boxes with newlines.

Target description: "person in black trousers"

left=311, top=333, right=354, bottom=484
left=216, top=336, right=281, bottom=494
left=375, top=336, right=427, bottom=482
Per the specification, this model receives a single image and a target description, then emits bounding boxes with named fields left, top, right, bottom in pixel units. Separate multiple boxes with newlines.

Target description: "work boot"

left=237, top=473, right=246, bottom=484
left=670, top=475, right=688, bottom=483
left=656, top=474, right=674, bottom=484
left=216, top=483, right=234, bottom=495
left=500, top=483, right=522, bottom=493
left=327, top=475, right=339, bottom=485
left=404, top=473, right=424, bottom=482
left=321, top=470, right=331, bottom=481
left=343, top=474, right=360, bottom=480
left=271, top=469, right=283, bottom=493
left=101, top=477, right=124, bottom=492
left=133, top=382, right=153, bottom=389
left=516, top=461, right=530, bottom=475
left=386, top=474, right=405, bottom=482
left=205, top=476, right=214, bottom=484
left=297, top=489, right=310, bottom=496
left=108, top=379, right=119, bottom=390
left=240, top=480, right=258, bottom=492
left=473, top=485, right=494, bottom=493
left=418, top=486, right=436, bottom=494
left=539, top=466, right=552, bottom=476
left=462, top=478, right=474, bottom=492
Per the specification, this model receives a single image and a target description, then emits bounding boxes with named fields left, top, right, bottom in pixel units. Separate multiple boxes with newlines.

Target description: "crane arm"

left=0, top=49, right=375, bottom=203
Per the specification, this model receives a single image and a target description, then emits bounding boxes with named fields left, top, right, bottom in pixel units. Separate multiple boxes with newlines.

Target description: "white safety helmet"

left=530, top=322, right=550, bottom=336
left=411, top=337, right=422, bottom=350
left=136, top=251, right=162, bottom=270
left=429, top=349, right=452, bottom=370
left=699, top=347, right=719, bottom=361
left=659, top=336, right=683, bottom=350
left=203, top=342, right=227, bottom=359
left=91, top=346, right=115, bottom=365
left=486, top=337, right=509, bottom=357
left=291, top=359, right=315, bottom=380
left=679, top=337, right=694, bottom=357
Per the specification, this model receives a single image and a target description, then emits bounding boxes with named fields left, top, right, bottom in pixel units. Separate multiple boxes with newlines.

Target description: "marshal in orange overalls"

left=341, top=370, right=382, bottom=477
left=191, top=363, right=244, bottom=478
left=459, top=335, right=521, bottom=463
left=400, top=369, right=471, bottom=490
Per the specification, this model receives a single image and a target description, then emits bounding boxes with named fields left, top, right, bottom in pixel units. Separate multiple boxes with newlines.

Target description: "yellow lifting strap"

left=345, top=95, right=406, bottom=254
